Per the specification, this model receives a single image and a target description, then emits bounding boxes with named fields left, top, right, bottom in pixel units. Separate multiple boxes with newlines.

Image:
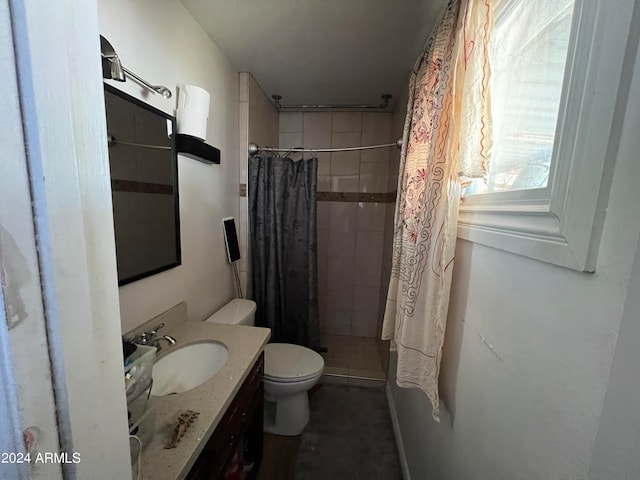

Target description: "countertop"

left=133, top=304, right=270, bottom=480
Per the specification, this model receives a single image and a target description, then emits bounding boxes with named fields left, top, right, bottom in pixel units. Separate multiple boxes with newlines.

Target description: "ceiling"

left=180, top=0, right=446, bottom=111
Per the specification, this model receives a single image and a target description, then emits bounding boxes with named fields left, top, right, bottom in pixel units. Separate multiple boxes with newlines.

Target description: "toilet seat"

left=264, top=343, right=324, bottom=384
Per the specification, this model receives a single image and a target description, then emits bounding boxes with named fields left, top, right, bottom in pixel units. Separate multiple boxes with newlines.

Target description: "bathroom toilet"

left=205, top=298, right=324, bottom=436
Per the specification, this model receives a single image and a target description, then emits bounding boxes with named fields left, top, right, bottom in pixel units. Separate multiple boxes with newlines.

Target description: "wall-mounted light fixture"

left=100, top=35, right=172, bottom=99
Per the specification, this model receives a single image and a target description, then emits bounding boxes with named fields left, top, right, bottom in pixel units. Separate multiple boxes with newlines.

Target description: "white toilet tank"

left=205, top=298, right=256, bottom=326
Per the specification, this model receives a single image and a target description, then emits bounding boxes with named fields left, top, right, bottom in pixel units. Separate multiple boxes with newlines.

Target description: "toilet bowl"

left=262, top=343, right=324, bottom=436
left=205, top=299, right=324, bottom=436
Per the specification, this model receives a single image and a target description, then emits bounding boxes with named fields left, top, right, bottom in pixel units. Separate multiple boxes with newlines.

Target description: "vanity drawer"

left=214, top=353, right=262, bottom=435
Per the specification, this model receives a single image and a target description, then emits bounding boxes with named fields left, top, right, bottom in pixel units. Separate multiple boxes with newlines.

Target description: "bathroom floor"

left=256, top=384, right=401, bottom=480
left=320, top=334, right=386, bottom=383
left=256, top=433, right=301, bottom=480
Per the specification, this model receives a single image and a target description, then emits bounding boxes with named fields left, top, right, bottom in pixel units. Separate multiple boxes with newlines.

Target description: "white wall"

left=4, top=0, right=136, bottom=476
left=98, top=0, right=240, bottom=331
left=388, top=10, right=640, bottom=480
left=587, top=27, right=640, bottom=477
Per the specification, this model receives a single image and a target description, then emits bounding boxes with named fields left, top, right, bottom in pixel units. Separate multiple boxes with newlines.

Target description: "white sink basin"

left=151, top=341, right=229, bottom=396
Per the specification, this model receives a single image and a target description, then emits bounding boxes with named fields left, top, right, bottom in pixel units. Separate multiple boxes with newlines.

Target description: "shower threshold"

left=321, top=371, right=385, bottom=388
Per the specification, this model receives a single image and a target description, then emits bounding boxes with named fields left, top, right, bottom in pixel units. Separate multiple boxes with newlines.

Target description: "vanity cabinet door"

left=188, top=353, right=264, bottom=480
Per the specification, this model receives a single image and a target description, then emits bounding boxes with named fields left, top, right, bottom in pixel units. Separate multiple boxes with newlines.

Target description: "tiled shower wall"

left=239, top=73, right=279, bottom=298
left=278, top=112, right=393, bottom=338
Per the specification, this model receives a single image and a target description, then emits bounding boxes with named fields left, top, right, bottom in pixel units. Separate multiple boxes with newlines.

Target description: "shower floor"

left=320, top=334, right=386, bottom=385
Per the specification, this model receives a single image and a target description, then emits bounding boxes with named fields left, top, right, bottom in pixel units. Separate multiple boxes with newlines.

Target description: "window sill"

left=457, top=195, right=596, bottom=272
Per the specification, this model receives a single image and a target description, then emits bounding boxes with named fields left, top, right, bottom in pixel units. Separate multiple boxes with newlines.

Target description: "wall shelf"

left=175, top=134, right=220, bottom=164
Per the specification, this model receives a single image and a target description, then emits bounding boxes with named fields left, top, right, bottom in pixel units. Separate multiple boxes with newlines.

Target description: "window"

left=465, top=0, right=575, bottom=196
left=457, top=0, right=636, bottom=272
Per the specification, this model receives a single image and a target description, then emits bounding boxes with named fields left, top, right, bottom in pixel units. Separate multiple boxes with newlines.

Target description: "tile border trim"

left=316, top=191, right=397, bottom=203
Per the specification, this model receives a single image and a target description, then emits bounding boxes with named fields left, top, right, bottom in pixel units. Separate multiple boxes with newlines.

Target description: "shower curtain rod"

left=248, top=139, right=403, bottom=156
left=272, top=94, right=392, bottom=110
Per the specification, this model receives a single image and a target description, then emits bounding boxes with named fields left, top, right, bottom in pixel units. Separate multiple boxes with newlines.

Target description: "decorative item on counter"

left=164, top=410, right=201, bottom=449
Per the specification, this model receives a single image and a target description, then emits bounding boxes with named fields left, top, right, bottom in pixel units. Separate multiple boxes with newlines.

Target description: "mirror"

left=104, top=84, right=181, bottom=286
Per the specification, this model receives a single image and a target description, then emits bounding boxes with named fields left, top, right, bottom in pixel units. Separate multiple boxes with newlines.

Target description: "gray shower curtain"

left=249, top=155, right=320, bottom=350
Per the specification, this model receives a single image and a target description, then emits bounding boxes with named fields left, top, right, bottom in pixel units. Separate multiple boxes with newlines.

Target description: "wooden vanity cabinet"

left=188, top=353, right=264, bottom=480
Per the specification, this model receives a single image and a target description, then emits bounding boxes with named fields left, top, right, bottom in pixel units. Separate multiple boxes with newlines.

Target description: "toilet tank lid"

left=206, top=298, right=256, bottom=325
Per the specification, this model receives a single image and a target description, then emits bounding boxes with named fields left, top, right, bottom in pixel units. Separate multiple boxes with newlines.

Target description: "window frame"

left=457, top=0, right=636, bottom=272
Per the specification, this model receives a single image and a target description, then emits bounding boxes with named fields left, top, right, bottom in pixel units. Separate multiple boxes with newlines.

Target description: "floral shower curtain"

left=382, top=0, right=493, bottom=421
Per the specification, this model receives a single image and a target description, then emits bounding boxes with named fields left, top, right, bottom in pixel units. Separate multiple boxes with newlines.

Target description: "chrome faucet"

left=134, top=323, right=176, bottom=351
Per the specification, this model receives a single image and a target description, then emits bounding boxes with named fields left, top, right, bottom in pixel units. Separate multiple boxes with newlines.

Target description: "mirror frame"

left=104, top=84, right=181, bottom=286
